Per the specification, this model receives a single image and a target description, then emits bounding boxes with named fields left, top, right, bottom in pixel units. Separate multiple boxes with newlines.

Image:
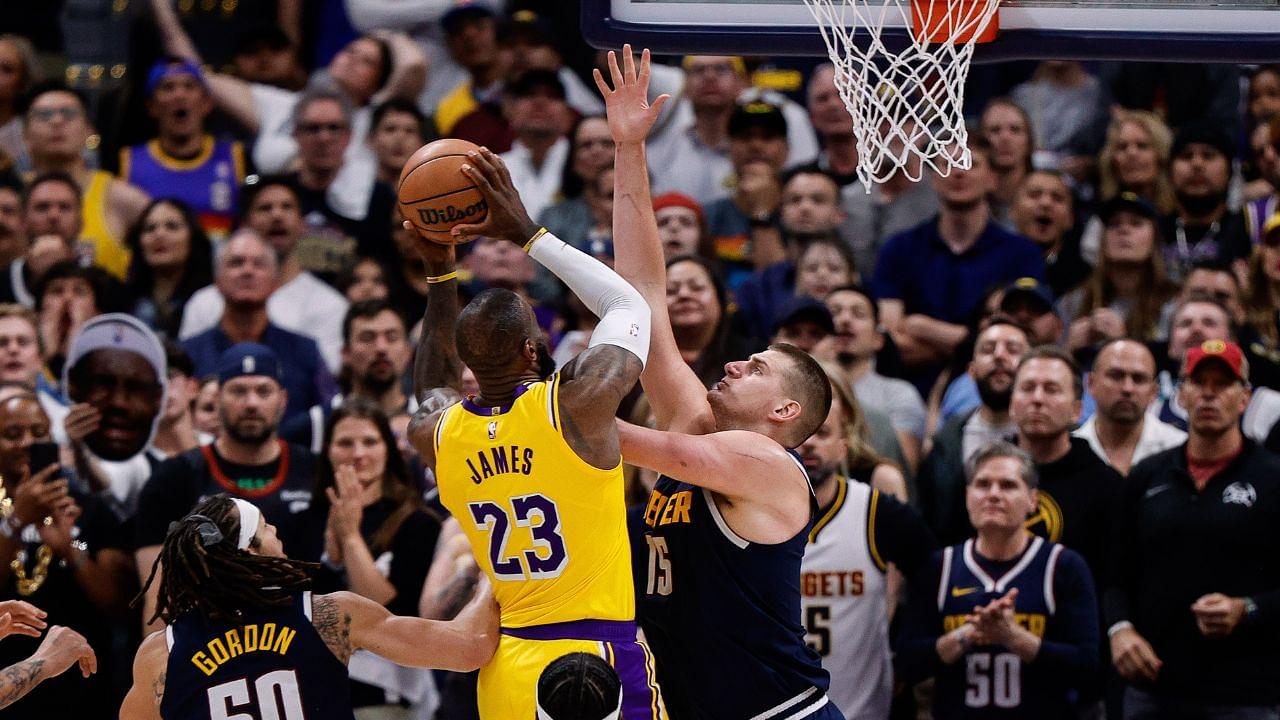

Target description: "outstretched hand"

left=594, top=45, right=670, bottom=145
left=451, top=148, right=540, bottom=246
left=0, top=601, right=47, bottom=640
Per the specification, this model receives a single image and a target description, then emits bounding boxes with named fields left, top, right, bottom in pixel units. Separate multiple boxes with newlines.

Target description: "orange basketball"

left=397, top=138, right=489, bottom=245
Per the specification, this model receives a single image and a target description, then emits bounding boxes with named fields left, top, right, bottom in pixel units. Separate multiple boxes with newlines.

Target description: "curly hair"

left=136, top=495, right=316, bottom=625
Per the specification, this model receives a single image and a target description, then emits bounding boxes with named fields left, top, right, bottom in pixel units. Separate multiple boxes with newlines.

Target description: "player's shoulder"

left=135, top=628, right=170, bottom=668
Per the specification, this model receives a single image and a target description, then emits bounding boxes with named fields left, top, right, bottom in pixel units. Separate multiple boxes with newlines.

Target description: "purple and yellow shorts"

left=477, top=619, right=667, bottom=719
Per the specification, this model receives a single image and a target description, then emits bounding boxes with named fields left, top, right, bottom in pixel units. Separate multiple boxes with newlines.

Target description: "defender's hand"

left=594, top=45, right=670, bottom=146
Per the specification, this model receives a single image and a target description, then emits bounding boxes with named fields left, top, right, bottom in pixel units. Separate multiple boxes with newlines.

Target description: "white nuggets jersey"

left=801, top=478, right=890, bottom=720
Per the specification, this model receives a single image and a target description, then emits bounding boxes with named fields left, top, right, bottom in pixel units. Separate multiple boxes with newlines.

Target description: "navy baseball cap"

left=1000, top=277, right=1055, bottom=314
left=772, top=296, right=835, bottom=336
left=217, top=343, right=283, bottom=384
left=1099, top=192, right=1158, bottom=223
left=442, top=1, right=495, bottom=32
left=728, top=102, right=788, bottom=139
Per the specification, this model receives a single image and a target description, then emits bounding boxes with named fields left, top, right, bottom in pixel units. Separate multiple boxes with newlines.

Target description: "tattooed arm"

left=2, top=626, right=97, bottom=710
left=405, top=232, right=463, bottom=473
left=322, top=577, right=499, bottom=672
left=119, top=630, right=163, bottom=720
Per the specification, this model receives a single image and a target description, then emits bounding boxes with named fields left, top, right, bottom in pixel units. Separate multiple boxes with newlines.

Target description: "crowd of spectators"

left=0, top=2, right=1279, bottom=719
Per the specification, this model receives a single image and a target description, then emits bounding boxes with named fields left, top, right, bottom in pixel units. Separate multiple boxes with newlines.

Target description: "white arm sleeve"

left=526, top=232, right=651, bottom=367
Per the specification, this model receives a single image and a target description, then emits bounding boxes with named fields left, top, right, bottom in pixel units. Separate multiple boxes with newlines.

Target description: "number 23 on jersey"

left=468, top=494, right=569, bottom=580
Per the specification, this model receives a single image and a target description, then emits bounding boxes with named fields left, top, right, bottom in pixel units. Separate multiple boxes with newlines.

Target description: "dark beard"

left=808, top=464, right=836, bottom=487
left=976, top=375, right=1012, bottom=413
left=225, top=419, right=276, bottom=445
left=358, top=370, right=399, bottom=396
left=1176, top=191, right=1227, bottom=219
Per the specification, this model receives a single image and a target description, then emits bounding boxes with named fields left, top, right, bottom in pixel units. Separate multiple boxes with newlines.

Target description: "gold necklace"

left=0, top=473, right=54, bottom=596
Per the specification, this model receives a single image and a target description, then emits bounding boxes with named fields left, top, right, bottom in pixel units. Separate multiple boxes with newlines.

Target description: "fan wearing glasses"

left=20, top=81, right=150, bottom=283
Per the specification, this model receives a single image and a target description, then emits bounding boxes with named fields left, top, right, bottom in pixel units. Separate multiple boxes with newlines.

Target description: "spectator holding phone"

left=0, top=391, right=130, bottom=720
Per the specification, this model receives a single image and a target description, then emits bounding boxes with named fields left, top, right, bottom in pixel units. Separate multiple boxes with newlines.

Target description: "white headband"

left=231, top=499, right=262, bottom=550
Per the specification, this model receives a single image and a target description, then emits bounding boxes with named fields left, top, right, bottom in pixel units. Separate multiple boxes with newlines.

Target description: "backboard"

left=581, top=0, right=1280, bottom=62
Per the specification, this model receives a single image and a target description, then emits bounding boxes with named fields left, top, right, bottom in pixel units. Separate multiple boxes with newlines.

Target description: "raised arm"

left=597, top=46, right=715, bottom=435
left=406, top=240, right=463, bottom=471
left=324, top=579, right=499, bottom=672
left=451, top=149, right=651, bottom=470
left=147, top=0, right=201, bottom=63
left=148, top=0, right=258, bottom=131
left=370, top=31, right=428, bottom=104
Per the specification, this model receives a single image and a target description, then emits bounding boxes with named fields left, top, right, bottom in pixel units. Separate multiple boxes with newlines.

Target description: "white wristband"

left=1107, top=621, right=1134, bottom=638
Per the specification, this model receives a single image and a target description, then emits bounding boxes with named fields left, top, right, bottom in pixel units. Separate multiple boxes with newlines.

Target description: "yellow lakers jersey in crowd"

left=433, top=374, right=635, bottom=627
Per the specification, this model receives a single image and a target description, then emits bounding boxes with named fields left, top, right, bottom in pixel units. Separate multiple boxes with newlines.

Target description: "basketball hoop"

left=801, top=0, right=1001, bottom=187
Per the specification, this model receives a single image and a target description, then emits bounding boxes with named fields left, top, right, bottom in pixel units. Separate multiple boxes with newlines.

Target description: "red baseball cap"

left=1182, top=339, right=1249, bottom=382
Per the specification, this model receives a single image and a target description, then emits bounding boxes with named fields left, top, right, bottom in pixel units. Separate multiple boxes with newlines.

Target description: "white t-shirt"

left=178, top=272, right=349, bottom=373
left=250, top=82, right=377, bottom=221
left=501, top=137, right=570, bottom=223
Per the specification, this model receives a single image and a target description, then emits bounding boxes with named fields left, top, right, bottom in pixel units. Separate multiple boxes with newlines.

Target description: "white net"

left=800, top=0, right=1001, bottom=187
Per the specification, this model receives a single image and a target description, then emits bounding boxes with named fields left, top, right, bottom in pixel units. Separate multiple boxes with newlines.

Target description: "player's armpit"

left=405, top=389, right=462, bottom=469
left=558, top=345, right=643, bottom=469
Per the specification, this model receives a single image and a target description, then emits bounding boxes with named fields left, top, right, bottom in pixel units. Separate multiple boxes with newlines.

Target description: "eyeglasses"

left=297, top=122, right=349, bottom=135
left=29, top=107, right=82, bottom=123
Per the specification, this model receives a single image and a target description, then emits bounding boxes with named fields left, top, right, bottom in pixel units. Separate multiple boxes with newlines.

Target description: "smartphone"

left=28, top=441, right=60, bottom=477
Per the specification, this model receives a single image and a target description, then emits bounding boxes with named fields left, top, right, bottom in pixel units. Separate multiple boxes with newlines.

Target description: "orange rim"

left=910, top=0, right=1000, bottom=44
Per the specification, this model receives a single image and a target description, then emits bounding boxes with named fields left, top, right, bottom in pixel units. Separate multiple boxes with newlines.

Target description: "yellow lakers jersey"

left=81, top=170, right=131, bottom=280
left=433, top=375, right=635, bottom=627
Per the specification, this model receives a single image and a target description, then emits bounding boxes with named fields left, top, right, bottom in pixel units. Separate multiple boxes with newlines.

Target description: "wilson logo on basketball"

left=418, top=199, right=488, bottom=226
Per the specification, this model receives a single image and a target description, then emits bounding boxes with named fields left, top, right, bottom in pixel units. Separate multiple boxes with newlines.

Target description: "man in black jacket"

left=1010, top=345, right=1122, bottom=584
left=1107, top=340, right=1280, bottom=719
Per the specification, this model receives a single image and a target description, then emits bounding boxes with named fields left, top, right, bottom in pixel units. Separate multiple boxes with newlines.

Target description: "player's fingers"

left=593, top=67, right=611, bottom=96
left=1135, top=644, right=1161, bottom=679
left=650, top=93, right=671, bottom=116
left=608, top=49, right=624, bottom=88
left=459, top=165, right=498, bottom=205
left=480, top=147, right=516, bottom=192
left=12, top=622, right=42, bottom=637
left=622, top=43, right=636, bottom=82
left=80, top=648, right=97, bottom=676
left=450, top=222, right=489, bottom=241
left=638, top=48, right=651, bottom=89
left=12, top=601, right=47, bottom=621
left=325, top=487, right=341, bottom=506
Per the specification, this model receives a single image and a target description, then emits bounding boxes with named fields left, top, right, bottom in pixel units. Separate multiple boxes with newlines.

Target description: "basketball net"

left=801, top=0, right=1001, bottom=187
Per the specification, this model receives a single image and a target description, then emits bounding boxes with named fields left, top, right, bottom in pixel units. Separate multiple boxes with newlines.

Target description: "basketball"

left=397, top=138, right=489, bottom=245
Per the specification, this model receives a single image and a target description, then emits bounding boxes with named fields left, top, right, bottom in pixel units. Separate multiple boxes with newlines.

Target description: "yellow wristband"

left=523, top=227, right=550, bottom=253
left=426, top=270, right=458, bottom=284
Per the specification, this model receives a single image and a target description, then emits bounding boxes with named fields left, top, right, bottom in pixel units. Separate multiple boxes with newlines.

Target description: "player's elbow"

left=454, top=628, right=498, bottom=672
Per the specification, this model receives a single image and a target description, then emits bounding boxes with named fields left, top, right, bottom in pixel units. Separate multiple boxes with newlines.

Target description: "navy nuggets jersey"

left=635, top=455, right=834, bottom=720
left=921, top=537, right=1098, bottom=720
left=161, top=592, right=353, bottom=720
